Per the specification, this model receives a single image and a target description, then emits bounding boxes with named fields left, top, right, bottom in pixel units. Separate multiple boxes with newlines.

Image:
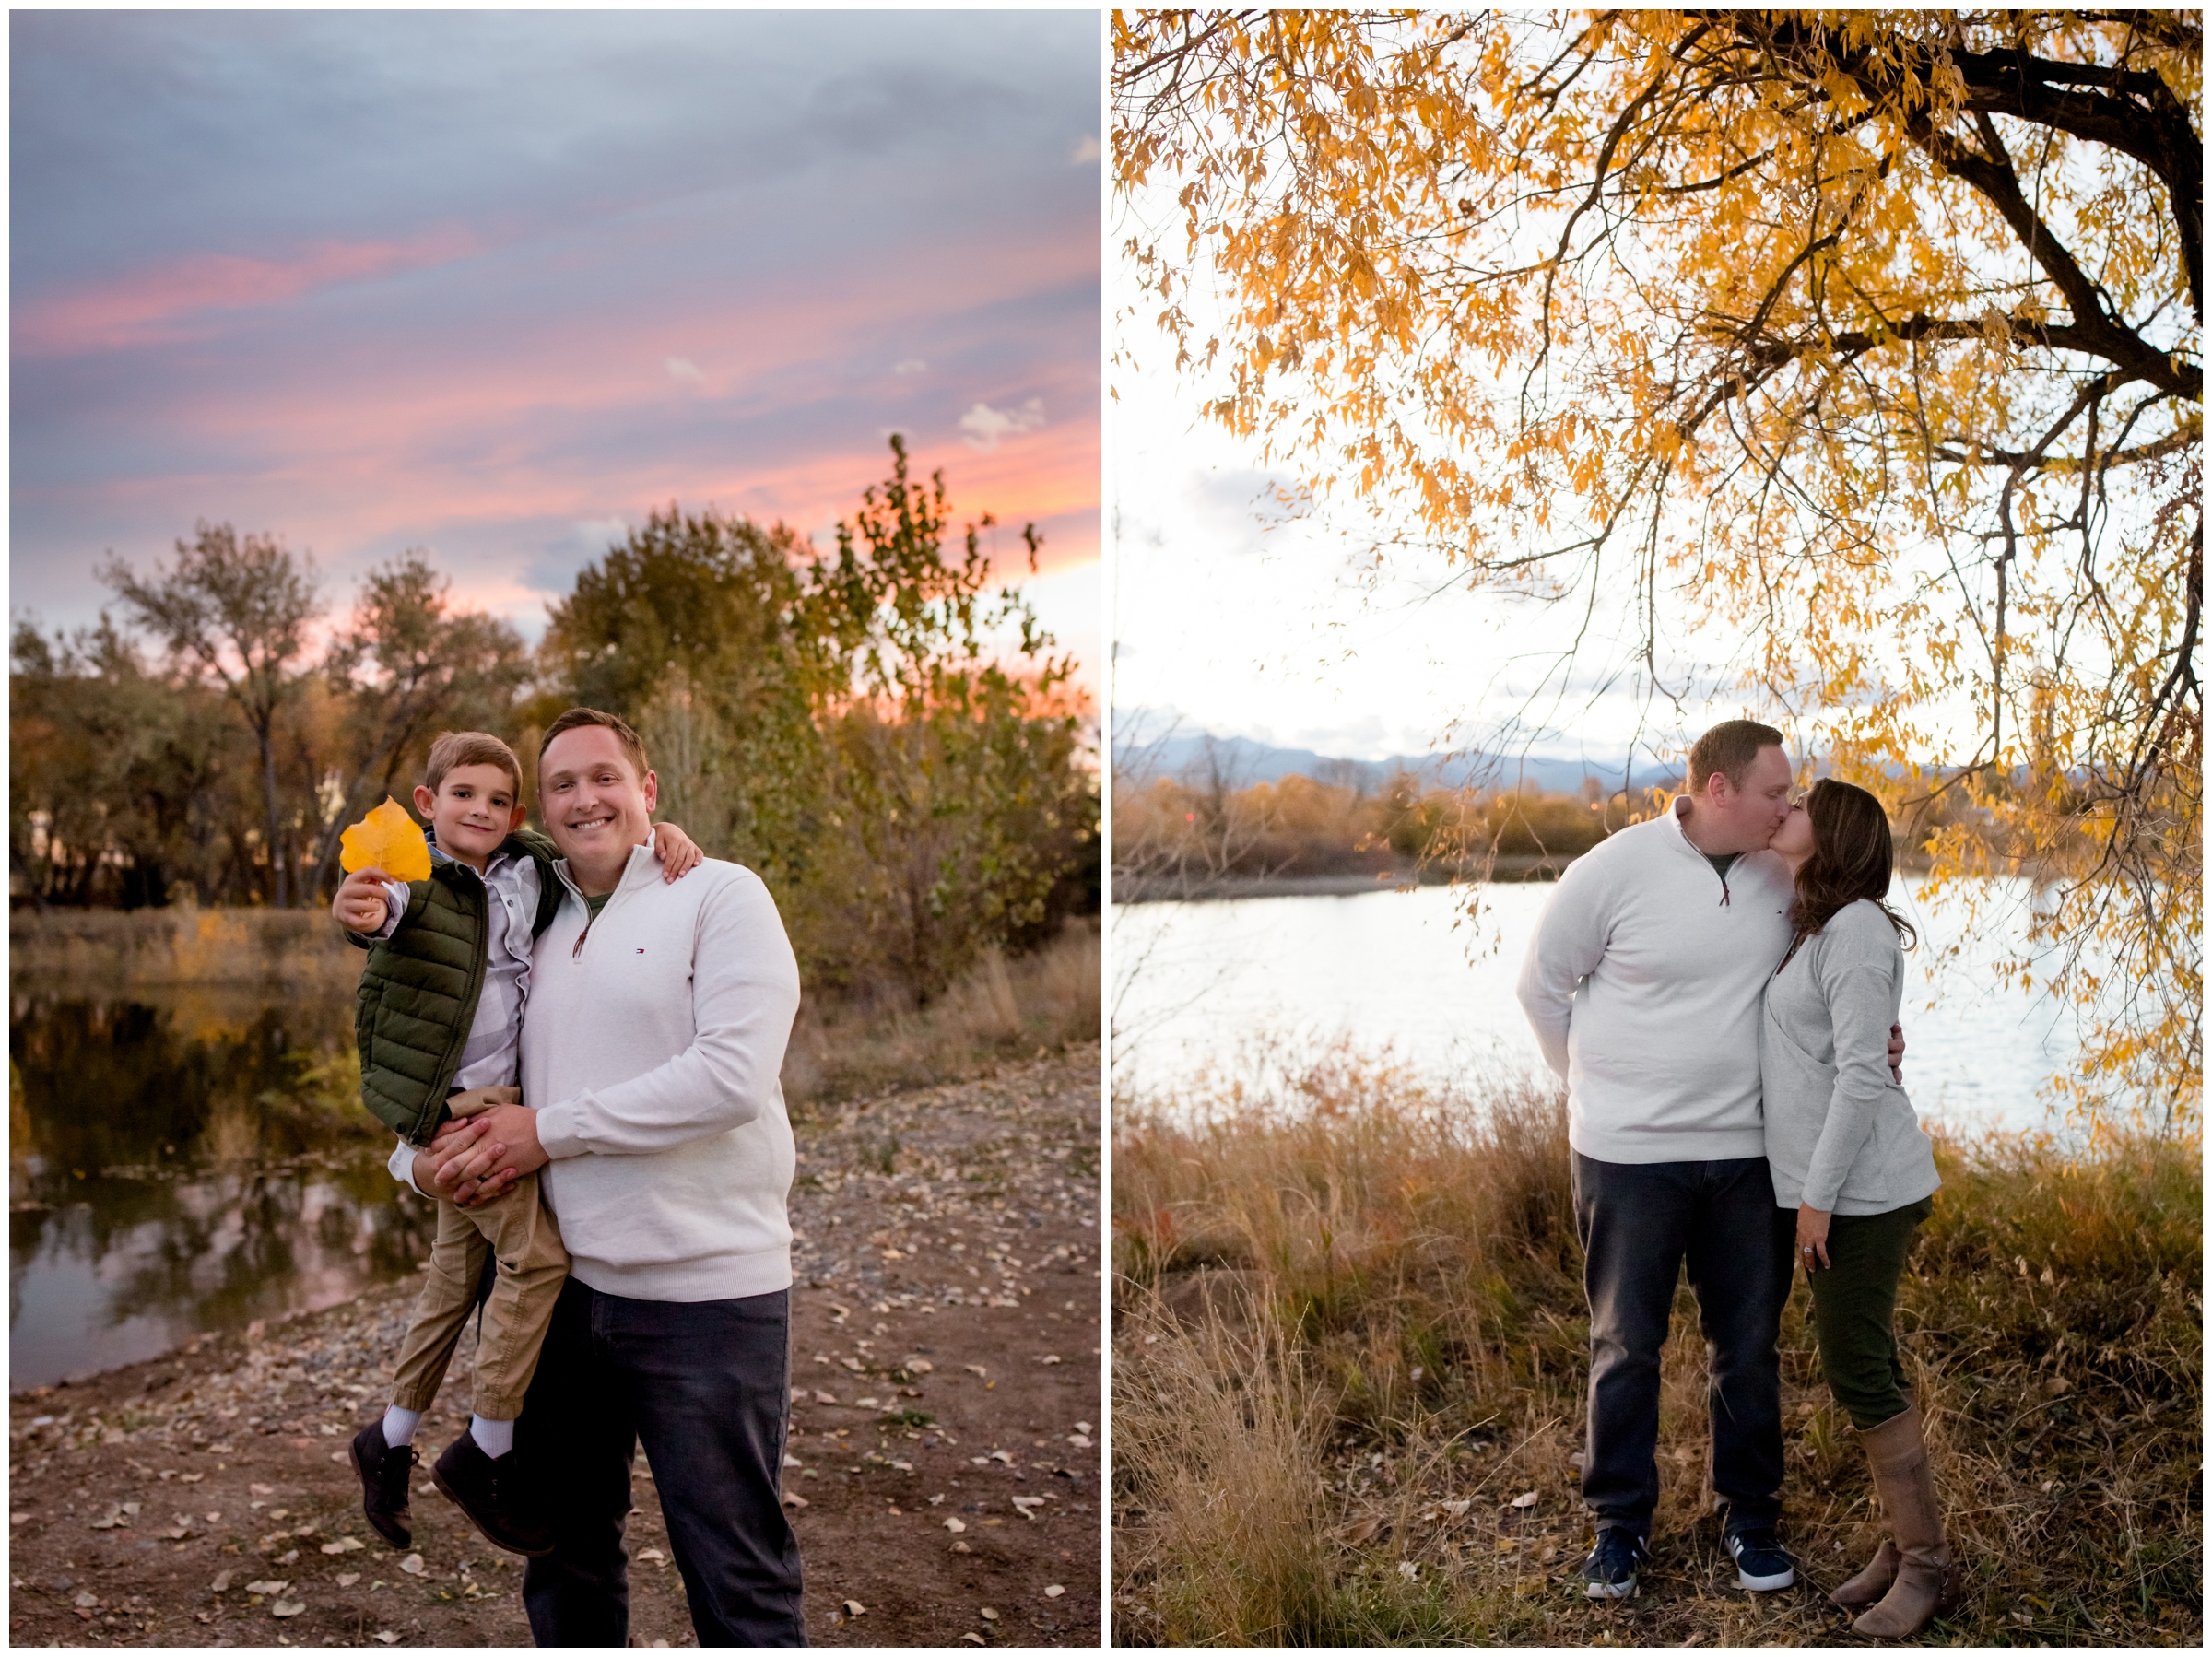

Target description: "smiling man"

left=408, top=706, right=806, bottom=1646
left=1516, top=720, right=1902, bottom=1604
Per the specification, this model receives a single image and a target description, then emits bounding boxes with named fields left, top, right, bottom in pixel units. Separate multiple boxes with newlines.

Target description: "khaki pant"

left=389, top=1170, right=568, bottom=1422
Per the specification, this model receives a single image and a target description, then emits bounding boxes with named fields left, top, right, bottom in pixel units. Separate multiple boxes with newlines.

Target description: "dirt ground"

left=7, top=1045, right=1102, bottom=1649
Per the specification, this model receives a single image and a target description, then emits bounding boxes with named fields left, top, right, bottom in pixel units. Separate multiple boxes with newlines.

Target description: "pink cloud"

left=14, top=226, right=482, bottom=357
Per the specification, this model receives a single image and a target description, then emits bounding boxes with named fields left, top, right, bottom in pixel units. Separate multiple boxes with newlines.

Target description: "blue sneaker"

left=1582, top=1527, right=1648, bottom=1599
left=1726, top=1526, right=1796, bottom=1592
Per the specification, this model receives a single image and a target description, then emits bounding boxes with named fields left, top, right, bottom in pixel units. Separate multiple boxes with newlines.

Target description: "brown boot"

left=1829, top=1537, right=1899, bottom=1609
left=1851, top=1405, right=1961, bottom=1638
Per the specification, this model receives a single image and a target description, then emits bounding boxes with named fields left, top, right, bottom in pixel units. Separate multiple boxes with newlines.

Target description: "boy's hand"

left=335, top=866, right=393, bottom=933
left=435, top=1102, right=546, bottom=1206
left=416, top=1115, right=503, bottom=1205
left=650, top=820, right=705, bottom=882
left=447, top=1085, right=522, bottom=1119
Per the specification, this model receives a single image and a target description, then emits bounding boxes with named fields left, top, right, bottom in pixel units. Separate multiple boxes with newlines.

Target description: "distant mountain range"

left=1112, top=721, right=1678, bottom=796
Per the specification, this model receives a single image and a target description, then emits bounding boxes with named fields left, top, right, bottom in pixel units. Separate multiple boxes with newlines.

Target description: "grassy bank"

left=1110, top=1057, right=2201, bottom=1646
left=8, top=907, right=1100, bottom=1124
left=782, top=919, right=1100, bottom=1108
left=7, top=905, right=363, bottom=993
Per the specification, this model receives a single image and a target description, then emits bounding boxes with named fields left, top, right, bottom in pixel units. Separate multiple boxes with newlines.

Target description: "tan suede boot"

left=1851, top=1405, right=1961, bottom=1638
left=1828, top=1536, right=1899, bottom=1609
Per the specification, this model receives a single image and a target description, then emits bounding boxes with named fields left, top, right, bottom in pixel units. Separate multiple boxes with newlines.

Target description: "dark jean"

left=1806, top=1196, right=1934, bottom=1429
left=516, top=1278, right=804, bottom=1647
left=1571, top=1152, right=1795, bottom=1540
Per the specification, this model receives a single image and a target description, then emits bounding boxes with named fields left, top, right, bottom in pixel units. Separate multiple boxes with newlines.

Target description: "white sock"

left=382, top=1405, right=421, bottom=1447
left=470, top=1415, right=515, bottom=1459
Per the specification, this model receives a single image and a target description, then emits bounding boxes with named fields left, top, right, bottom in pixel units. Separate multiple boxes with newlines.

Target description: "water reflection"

left=9, top=989, right=434, bottom=1387
left=1112, top=876, right=2093, bottom=1134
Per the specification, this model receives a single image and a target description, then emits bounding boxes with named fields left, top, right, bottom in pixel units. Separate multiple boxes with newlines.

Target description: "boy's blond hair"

left=424, top=731, right=524, bottom=800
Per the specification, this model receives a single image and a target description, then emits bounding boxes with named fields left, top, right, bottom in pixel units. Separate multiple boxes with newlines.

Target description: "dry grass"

left=1111, top=1052, right=2201, bottom=1646
left=8, top=905, right=361, bottom=993
left=782, top=920, right=1100, bottom=1108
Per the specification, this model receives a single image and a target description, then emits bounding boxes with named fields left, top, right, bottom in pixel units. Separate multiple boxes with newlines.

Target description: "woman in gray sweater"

left=1764, top=779, right=1955, bottom=1638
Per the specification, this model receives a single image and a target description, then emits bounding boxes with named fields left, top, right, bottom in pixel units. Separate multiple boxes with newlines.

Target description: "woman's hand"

left=1796, top=1203, right=1832, bottom=1273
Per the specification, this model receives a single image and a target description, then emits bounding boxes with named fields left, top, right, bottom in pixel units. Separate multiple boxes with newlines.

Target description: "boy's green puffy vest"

left=351, top=828, right=566, bottom=1146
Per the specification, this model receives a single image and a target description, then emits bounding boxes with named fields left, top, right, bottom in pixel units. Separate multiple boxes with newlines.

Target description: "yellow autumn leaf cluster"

left=1116, top=10, right=2201, bottom=1122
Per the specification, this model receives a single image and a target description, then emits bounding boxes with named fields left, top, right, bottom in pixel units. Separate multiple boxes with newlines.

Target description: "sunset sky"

left=12, top=10, right=1101, bottom=697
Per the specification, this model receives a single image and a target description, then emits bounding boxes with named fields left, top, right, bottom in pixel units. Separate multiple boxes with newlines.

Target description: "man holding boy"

left=1516, top=721, right=1904, bottom=1602
left=335, top=734, right=700, bottom=1559
left=403, top=708, right=806, bottom=1647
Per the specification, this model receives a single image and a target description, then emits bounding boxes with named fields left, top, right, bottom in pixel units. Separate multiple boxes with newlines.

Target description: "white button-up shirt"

left=374, top=844, right=541, bottom=1193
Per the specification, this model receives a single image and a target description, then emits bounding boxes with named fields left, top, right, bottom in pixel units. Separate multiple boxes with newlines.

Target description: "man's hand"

left=1888, top=1021, right=1906, bottom=1084
left=433, top=1101, right=547, bottom=1206
left=650, top=820, right=704, bottom=882
left=1796, top=1202, right=1832, bottom=1273
left=334, top=866, right=393, bottom=933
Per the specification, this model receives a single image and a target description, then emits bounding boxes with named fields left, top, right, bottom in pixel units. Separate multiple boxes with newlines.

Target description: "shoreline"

left=1112, top=849, right=1951, bottom=905
left=1112, top=858, right=1572, bottom=904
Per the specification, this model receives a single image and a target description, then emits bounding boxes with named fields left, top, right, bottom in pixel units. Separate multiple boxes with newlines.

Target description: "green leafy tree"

left=798, top=440, right=1089, bottom=1000
left=537, top=508, right=826, bottom=882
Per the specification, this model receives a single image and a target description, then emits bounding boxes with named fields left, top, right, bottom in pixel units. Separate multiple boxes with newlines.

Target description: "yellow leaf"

left=338, top=798, right=430, bottom=881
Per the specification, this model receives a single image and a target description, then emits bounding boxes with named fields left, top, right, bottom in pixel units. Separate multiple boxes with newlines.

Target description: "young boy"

left=332, top=730, right=700, bottom=1557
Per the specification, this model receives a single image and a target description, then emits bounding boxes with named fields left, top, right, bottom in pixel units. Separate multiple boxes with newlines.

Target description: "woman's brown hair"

left=1783, top=778, right=1917, bottom=968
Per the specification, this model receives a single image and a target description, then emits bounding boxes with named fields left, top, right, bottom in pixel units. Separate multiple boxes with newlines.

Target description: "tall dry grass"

left=782, top=920, right=1100, bottom=1108
left=1111, top=1052, right=2201, bottom=1646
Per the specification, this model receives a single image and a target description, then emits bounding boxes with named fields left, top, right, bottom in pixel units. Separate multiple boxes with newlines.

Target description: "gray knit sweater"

left=1759, top=898, right=1942, bottom=1215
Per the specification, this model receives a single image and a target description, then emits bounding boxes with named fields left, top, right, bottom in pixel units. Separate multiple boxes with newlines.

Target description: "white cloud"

left=1070, top=134, right=1101, bottom=164
left=664, top=357, right=705, bottom=383
left=893, top=358, right=927, bottom=376
left=958, top=397, right=1046, bottom=452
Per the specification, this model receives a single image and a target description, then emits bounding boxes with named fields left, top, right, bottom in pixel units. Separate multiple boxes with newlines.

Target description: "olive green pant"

left=1804, top=1195, right=1935, bottom=1429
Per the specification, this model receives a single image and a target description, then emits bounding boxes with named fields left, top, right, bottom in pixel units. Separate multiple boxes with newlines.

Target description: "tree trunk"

left=258, top=723, right=287, bottom=908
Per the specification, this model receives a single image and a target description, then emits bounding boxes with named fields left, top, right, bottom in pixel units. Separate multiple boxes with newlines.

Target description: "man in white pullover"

left=1516, top=720, right=1901, bottom=1603
left=410, top=708, right=806, bottom=1647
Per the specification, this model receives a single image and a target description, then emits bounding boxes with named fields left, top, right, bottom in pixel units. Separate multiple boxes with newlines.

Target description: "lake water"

left=1112, top=876, right=2091, bottom=1134
left=9, top=987, right=436, bottom=1388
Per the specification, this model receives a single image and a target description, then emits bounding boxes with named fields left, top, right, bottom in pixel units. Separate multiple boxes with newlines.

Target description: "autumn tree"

left=9, top=617, right=244, bottom=908
left=799, top=438, right=1092, bottom=1001
left=537, top=508, right=825, bottom=878
left=304, top=552, right=534, bottom=895
left=537, top=440, right=1096, bottom=1004
left=1116, top=9, right=2202, bottom=1119
left=100, top=523, right=323, bottom=907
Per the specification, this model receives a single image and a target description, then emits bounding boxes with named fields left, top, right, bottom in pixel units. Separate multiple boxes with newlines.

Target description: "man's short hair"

left=1686, top=720, right=1785, bottom=793
left=537, top=707, right=651, bottom=784
left=424, top=731, right=523, bottom=799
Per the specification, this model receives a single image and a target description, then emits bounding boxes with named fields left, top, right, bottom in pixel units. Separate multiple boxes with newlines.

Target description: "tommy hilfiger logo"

left=634, top=947, right=645, bottom=954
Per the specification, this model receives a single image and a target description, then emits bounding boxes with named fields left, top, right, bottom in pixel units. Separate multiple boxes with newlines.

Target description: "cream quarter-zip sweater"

left=1759, top=899, right=1940, bottom=1215
left=1514, top=796, right=1794, bottom=1163
left=523, top=843, right=802, bottom=1301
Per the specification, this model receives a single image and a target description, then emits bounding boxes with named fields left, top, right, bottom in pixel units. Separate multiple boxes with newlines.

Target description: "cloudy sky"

left=1111, top=310, right=1739, bottom=775
left=12, top=10, right=1101, bottom=695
